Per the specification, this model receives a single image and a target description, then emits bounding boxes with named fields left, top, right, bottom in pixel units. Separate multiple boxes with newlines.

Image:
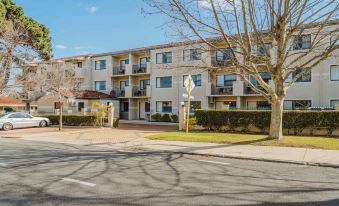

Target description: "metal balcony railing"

left=132, top=86, right=147, bottom=97
left=112, top=66, right=126, bottom=75
left=211, top=85, right=233, bottom=95
left=132, top=64, right=147, bottom=74
left=212, top=59, right=234, bottom=67
left=111, top=88, right=125, bottom=98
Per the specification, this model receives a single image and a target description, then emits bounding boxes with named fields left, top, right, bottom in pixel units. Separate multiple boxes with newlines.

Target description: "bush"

left=4, top=106, right=15, bottom=113
left=113, top=117, right=120, bottom=128
left=161, top=113, right=172, bottom=122
left=35, top=114, right=98, bottom=126
left=171, top=114, right=178, bottom=123
left=151, top=113, right=162, bottom=122
left=195, top=110, right=339, bottom=136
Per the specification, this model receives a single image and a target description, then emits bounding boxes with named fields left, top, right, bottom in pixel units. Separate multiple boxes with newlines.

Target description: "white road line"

left=198, top=160, right=230, bottom=165
left=0, top=163, right=7, bottom=167
left=61, top=178, right=96, bottom=187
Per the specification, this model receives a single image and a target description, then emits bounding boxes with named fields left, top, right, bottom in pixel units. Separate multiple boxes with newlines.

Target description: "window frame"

left=95, top=81, right=106, bottom=91
left=292, top=68, right=312, bottom=83
left=216, top=74, right=237, bottom=87
left=156, top=52, right=172, bottom=64
left=183, top=74, right=202, bottom=87
left=183, top=48, right=202, bottom=62
left=293, top=34, right=311, bottom=50
left=156, top=101, right=172, bottom=113
left=156, top=76, right=172, bottom=88
left=330, top=65, right=339, bottom=81
left=95, top=60, right=107, bottom=70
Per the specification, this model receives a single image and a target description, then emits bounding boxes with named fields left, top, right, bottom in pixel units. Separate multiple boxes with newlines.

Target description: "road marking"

left=198, top=160, right=230, bottom=165
left=61, top=178, right=96, bottom=187
left=0, top=163, right=7, bottom=167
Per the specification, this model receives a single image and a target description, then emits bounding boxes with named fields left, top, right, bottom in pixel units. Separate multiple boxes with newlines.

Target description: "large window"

left=184, top=101, right=201, bottom=113
left=120, top=59, right=129, bottom=68
left=330, top=33, right=338, bottom=46
left=156, top=76, right=172, bottom=88
left=95, top=60, right=106, bottom=70
left=120, top=102, right=129, bottom=112
left=249, top=72, right=271, bottom=85
left=330, top=100, right=339, bottom=108
left=293, top=34, right=311, bottom=50
left=183, top=49, right=202, bottom=61
left=216, top=47, right=234, bottom=62
left=292, top=69, right=311, bottom=82
left=216, top=75, right=236, bottom=87
left=330, top=65, right=339, bottom=81
left=255, top=43, right=272, bottom=56
left=120, top=80, right=129, bottom=90
left=156, top=101, right=172, bottom=113
left=156, top=52, right=172, bottom=64
left=140, top=79, right=150, bottom=90
left=95, top=81, right=106, bottom=91
left=284, top=100, right=311, bottom=110
left=183, top=74, right=201, bottom=87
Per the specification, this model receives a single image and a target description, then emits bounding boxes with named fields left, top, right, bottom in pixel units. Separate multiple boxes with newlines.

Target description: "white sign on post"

left=184, top=75, right=195, bottom=93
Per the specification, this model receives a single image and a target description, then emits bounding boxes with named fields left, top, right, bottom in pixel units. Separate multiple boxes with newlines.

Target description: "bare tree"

left=145, top=0, right=339, bottom=140
left=21, top=61, right=82, bottom=130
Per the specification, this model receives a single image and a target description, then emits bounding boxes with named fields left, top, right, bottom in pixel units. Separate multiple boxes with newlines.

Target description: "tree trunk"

left=59, top=101, right=63, bottom=131
left=269, top=98, right=284, bottom=140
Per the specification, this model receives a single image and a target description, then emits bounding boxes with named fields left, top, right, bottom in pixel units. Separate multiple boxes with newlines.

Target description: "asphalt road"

left=1, top=138, right=339, bottom=206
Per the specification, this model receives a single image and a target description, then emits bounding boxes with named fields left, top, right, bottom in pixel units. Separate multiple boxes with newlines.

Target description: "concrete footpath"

left=6, top=126, right=339, bottom=168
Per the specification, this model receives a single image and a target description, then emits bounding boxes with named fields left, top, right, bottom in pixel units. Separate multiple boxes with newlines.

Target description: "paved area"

left=1, top=138, right=339, bottom=206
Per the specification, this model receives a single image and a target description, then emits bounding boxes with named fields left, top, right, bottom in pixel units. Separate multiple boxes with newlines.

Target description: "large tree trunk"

left=269, top=98, right=284, bottom=140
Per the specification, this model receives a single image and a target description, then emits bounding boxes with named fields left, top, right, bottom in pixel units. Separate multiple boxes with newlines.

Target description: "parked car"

left=0, top=112, right=51, bottom=131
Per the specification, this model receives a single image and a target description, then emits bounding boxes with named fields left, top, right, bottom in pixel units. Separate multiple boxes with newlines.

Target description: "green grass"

left=147, top=131, right=339, bottom=150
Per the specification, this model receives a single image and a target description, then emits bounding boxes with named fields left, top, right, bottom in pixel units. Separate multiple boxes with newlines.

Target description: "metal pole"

left=186, top=79, right=191, bottom=136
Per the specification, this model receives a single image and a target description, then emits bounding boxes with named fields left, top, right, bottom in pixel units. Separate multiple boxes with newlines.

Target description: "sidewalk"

left=110, top=139, right=339, bottom=168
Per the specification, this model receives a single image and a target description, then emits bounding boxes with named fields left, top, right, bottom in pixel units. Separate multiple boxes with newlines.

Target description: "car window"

left=0, top=114, right=7, bottom=118
left=22, top=114, right=32, bottom=118
left=8, top=113, right=25, bottom=118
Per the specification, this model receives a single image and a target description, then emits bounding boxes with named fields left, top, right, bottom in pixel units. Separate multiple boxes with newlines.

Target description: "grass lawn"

left=147, top=131, right=339, bottom=150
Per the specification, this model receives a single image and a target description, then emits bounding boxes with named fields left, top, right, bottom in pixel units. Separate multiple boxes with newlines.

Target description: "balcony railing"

left=132, top=86, right=147, bottom=97
left=212, top=85, right=233, bottom=95
left=212, top=59, right=234, bottom=67
left=132, top=64, right=147, bottom=74
left=111, top=88, right=126, bottom=98
left=112, top=66, right=126, bottom=75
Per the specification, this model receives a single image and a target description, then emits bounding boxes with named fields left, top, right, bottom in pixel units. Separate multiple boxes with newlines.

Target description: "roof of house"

left=61, top=89, right=112, bottom=99
left=0, top=96, right=25, bottom=106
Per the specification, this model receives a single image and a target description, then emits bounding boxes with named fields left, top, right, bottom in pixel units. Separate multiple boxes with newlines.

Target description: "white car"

left=0, top=112, right=51, bottom=131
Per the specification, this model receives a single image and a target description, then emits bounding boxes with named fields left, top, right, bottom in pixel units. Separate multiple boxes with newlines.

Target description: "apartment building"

left=52, top=21, right=339, bottom=121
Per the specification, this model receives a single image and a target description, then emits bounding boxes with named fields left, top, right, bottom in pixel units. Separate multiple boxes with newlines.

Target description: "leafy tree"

left=0, top=0, right=52, bottom=94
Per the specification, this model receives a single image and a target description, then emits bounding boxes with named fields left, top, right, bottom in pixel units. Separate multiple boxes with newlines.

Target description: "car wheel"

left=39, top=120, right=47, bottom=127
left=3, top=123, right=13, bottom=131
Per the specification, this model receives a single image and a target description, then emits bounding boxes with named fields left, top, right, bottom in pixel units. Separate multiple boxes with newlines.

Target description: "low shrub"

left=161, top=113, right=172, bottom=122
left=4, top=106, right=15, bottom=113
left=171, top=114, right=178, bottom=123
left=35, top=114, right=98, bottom=126
left=195, top=110, right=339, bottom=136
left=151, top=113, right=162, bottom=122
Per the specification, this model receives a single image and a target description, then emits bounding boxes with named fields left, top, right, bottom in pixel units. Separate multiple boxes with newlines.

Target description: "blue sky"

left=15, top=0, right=172, bottom=58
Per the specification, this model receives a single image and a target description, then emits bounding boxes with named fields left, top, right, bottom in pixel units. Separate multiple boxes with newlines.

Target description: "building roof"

left=0, top=96, right=25, bottom=106
left=61, top=89, right=112, bottom=99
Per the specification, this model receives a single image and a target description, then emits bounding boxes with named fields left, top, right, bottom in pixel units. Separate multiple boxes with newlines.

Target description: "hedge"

left=35, top=114, right=98, bottom=126
left=195, top=110, right=339, bottom=136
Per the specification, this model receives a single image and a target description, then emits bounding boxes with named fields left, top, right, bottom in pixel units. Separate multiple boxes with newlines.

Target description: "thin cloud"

left=74, top=46, right=89, bottom=50
left=87, top=6, right=98, bottom=14
left=55, top=45, right=67, bottom=49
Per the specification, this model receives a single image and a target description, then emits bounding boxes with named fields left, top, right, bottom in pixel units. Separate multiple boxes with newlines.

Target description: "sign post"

left=184, top=75, right=195, bottom=136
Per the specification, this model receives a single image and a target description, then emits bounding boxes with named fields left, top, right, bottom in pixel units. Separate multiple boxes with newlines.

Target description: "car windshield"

left=0, top=114, right=8, bottom=118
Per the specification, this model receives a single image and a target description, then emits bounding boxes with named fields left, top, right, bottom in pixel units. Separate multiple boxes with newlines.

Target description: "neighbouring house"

left=0, top=96, right=38, bottom=113
left=34, top=89, right=119, bottom=116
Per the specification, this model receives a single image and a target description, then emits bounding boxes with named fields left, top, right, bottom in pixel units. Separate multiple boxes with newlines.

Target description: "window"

left=255, top=43, right=272, bottom=56
left=330, top=100, right=339, bottom=108
left=293, top=34, right=311, bottom=50
left=330, top=65, right=339, bottom=81
left=95, top=60, right=106, bottom=70
left=330, top=33, right=338, bottom=45
left=249, top=72, right=271, bottom=85
left=145, top=102, right=150, bottom=112
left=216, top=75, right=236, bottom=87
left=120, top=102, right=129, bottom=112
left=140, top=79, right=150, bottom=90
left=140, top=57, right=148, bottom=68
left=284, top=100, right=311, bottom=110
left=120, top=80, right=129, bottom=90
left=8, top=113, right=27, bottom=118
left=184, top=101, right=201, bottom=113
left=95, top=81, right=106, bottom=91
left=292, top=69, right=311, bottom=82
left=77, top=62, right=82, bottom=68
left=120, top=59, right=129, bottom=68
left=156, top=76, right=172, bottom=88
left=216, top=47, right=234, bottom=62
left=183, top=74, right=202, bottom=87
left=156, top=101, right=172, bottom=113
left=257, top=101, right=271, bottom=110
left=183, top=49, right=202, bottom=61
left=156, top=52, right=172, bottom=64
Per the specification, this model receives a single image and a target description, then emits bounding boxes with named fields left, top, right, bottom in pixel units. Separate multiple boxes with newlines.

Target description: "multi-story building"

left=43, top=21, right=339, bottom=121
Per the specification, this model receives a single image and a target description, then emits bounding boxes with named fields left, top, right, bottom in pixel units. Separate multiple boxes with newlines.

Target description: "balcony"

left=132, top=86, right=147, bottom=97
left=112, top=66, right=126, bottom=76
left=212, top=59, right=234, bottom=67
left=132, top=64, right=147, bottom=74
left=211, top=85, right=233, bottom=95
left=111, top=88, right=126, bottom=98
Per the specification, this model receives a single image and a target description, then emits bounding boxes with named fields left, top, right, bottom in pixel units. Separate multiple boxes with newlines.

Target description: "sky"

left=14, top=0, right=172, bottom=58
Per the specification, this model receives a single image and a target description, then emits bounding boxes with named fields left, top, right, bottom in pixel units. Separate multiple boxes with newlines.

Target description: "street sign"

left=184, top=75, right=195, bottom=93
left=182, top=94, right=194, bottom=99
